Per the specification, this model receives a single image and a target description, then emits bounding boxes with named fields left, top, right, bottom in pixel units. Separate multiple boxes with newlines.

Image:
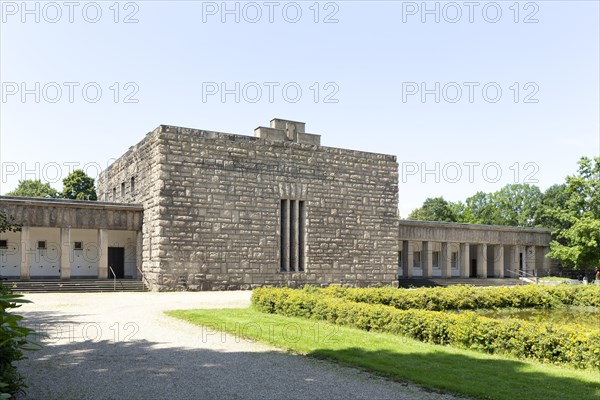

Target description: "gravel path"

left=15, top=292, right=465, bottom=400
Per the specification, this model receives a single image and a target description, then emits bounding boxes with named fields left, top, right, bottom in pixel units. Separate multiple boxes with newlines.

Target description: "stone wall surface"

left=97, top=128, right=164, bottom=287
left=0, top=197, right=142, bottom=231
left=398, top=220, right=552, bottom=246
left=100, top=123, right=400, bottom=291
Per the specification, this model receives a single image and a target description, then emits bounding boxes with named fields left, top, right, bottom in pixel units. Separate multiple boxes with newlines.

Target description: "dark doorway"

left=470, top=259, right=477, bottom=277
left=519, top=252, right=524, bottom=274
left=108, top=247, right=125, bottom=279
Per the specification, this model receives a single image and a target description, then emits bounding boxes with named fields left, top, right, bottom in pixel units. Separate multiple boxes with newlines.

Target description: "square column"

left=60, top=228, right=71, bottom=280
left=493, top=245, right=504, bottom=278
left=136, top=230, right=143, bottom=280
left=98, top=229, right=109, bottom=279
left=402, top=240, right=413, bottom=278
left=542, top=246, right=551, bottom=275
left=20, top=227, right=31, bottom=279
left=508, top=245, right=520, bottom=278
left=441, top=242, right=452, bottom=278
left=476, top=243, right=487, bottom=278
left=526, top=246, right=536, bottom=276
left=422, top=241, right=433, bottom=278
left=459, top=243, right=470, bottom=278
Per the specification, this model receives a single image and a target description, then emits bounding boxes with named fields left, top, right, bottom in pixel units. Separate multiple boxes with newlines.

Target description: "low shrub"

left=0, top=283, right=38, bottom=398
left=319, top=284, right=600, bottom=311
left=251, top=287, right=600, bottom=370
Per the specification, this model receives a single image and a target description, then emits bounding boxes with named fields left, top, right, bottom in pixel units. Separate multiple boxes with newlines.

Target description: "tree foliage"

left=548, top=157, right=600, bottom=269
left=5, top=180, right=58, bottom=198
left=406, top=157, right=600, bottom=270
left=407, top=197, right=457, bottom=222
left=61, top=170, right=97, bottom=201
left=407, top=184, right=542, bottom=227
left=0, top=211, right=21, bottom=234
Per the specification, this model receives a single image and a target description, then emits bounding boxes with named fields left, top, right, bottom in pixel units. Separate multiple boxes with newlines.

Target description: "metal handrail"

left=136, top=266, right=151, bottom=289
left=506, top=268, right=538, bottom=283
left=109, top=266, right=116, bottom=291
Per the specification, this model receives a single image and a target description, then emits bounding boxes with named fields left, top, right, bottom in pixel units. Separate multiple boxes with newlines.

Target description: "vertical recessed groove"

left=299, top=200, right=305, bottom=272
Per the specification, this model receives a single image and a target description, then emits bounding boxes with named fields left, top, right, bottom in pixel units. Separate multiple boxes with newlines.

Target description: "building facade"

left=95, top=119, right=400, bottom=290
left=0, top=118, right=554, bottom=290
left=398, top=220, right=552, bottom=280
left=0, top=197, right=142, bottom=280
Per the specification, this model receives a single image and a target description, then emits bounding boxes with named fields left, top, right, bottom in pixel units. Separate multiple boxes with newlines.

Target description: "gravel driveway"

left=15, top=292, right=465, bottom=400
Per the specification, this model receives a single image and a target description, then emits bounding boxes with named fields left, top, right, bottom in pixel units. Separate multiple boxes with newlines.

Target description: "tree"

left=61, top=170, right=97, bottom=201
left=536, top=184, right=570, bottom=230
left=0, top=210, right=21, bottom=233
left=456, top=185, right=542, bottom=226
left=5, top=180, right=58, bottom=198
left=548, top=157, right=600, bottom=269
left=407, top=197, right=457, bottom=222
left=462, top=191, right=497, bottom=224
left=490, top=184, right=543, bottom=227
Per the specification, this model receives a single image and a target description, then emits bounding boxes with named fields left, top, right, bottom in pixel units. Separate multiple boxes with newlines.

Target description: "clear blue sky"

left=1, top=0, right=598, bottom=216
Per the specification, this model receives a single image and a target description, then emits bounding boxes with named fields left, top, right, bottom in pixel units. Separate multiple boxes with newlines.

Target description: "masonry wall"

left=97, top=129, right=163, bottom=287
left=101, top=124, right=399, bottom=291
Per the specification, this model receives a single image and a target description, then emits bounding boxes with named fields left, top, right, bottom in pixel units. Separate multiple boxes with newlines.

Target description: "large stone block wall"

left=101, top=124, right=399, bottom=291
left=97, top=128, right=164, bottom=287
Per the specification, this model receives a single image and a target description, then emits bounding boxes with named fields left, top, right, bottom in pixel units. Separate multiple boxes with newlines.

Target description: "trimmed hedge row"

left=251, top=287, right=600, bottom=369
left=319, top=284, right=600, bottom=311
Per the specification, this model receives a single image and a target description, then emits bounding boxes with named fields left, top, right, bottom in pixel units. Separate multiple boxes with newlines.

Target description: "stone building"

left=398, top=220, right=552, bottom=280
left=0, top=196, right=142, bottom=280
left=0, top=118, right=554, bottom=290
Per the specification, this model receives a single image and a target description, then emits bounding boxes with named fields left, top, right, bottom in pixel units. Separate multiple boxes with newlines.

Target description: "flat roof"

left=0, top=196, right=144, bottom=212
left=399, top=219, right=552, bottom=234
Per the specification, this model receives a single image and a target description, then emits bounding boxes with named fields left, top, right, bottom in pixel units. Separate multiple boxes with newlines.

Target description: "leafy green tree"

left=5, top=180, right=58, bottom=198
left=490, top=184, right=543, bottom=227
left=61, top=170, right=97, bottom=201
left=536, top=184, right=570, bottom=230
left=462, top=191, right=497, bottom=224
left=0, top=211, right=21, bottom=233
left=548, top=157, right=600, bottom=269
left=407, top=197, right=457, bottom=222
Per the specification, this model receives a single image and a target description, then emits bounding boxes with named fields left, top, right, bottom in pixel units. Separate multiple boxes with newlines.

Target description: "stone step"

left=3, top=279, right=147, bottom=293
left=397, top=278, right=528, bottom=288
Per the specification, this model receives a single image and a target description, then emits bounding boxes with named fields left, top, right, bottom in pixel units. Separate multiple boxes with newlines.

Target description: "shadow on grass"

left=309, top=347, right=600, bottom=400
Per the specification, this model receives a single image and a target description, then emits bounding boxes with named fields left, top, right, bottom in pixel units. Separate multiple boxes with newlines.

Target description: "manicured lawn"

left=166, top=308, right=600, bottom=400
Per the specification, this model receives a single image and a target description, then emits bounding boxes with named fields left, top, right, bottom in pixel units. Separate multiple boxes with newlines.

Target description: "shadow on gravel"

left=310, top=347, right=600, bottom=400
left=15, top=314, right=411, bottom=400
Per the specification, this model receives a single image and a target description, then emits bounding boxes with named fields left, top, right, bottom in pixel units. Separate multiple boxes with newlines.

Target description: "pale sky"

left=1, top=0, right=599, bottom=217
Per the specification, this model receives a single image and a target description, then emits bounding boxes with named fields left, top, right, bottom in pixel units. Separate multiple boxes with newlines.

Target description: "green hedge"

left=319, top=284, right=600, bottom=311
left=251, top=287, right=600, bottom=370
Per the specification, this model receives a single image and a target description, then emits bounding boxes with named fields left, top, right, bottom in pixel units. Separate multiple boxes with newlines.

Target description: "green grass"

left=166, top=307, right=600, bottom=400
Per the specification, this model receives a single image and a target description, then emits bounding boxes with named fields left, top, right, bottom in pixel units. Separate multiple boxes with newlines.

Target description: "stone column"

left=508, top=245, right=520, bottom=278
left=542, top=246, right=551, bottom=276
left=136, top=230, right=143, bottom=280
left=422, top=241, right=432, bottom=278
left=402, top=240, right=413, bottom=278
left=526, top=246, right=536, bottom=276
left=98, top=229, right=109, bottom=279
left=459, top=243, right=470, bottom=278
left=493, top=245, right=504, bottom=278
left=60, top=228, right=71, bottom=280
left=441, top=242, right=452, bottom=278
left=20, top=227, right=31, bottom=279
left=477, top=243, right=487, bottom=278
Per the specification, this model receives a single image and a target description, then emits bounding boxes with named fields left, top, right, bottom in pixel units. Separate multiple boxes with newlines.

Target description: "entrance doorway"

left=470, top=259, right=477, bottom=277
left=108, top=247, right=125, bottom=279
